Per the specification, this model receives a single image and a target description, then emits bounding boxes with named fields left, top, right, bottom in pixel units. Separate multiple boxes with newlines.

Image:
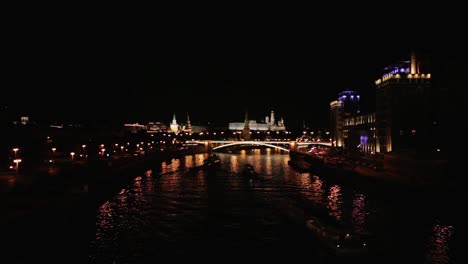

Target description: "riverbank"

left=288, top=149, right=454, bottom=196
left=0, top=146, right=209, bottom=225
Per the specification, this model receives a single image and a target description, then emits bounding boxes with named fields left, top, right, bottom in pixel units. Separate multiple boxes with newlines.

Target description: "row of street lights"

left=9, top=146, right=79, bottom=174
left=49, top=147, right=78, bottom=166
left=12, top=147, right=21, bottom=174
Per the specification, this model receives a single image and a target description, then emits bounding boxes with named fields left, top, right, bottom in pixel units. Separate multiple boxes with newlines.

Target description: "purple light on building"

left=360, top=135, right=368, bottom=145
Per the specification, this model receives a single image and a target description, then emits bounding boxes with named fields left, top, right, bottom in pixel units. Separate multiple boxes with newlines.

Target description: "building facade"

left=375, top=52, right=431, bottom=153
left=330, top=91, right=360, bottom=149
left=330, top=100, right=343, bottom=147
left=229, top=110, right=286, bottom=131
left=343, top=113, right=376, bottom=156
left=338, top=90, right=360, bottom=117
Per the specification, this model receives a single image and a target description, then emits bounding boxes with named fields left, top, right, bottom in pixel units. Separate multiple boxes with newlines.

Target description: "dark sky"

left=3, top=22, right=445, bottom=130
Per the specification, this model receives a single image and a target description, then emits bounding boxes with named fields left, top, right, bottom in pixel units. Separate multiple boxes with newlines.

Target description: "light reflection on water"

left=307, top=175, right=325, bottom=205
left=352, top=193, right=367, bottom=234
left=327, top=185, right=343, bottom=223
left=230, top=155, right=239, bottom=173
left=195, top=154, right=205, bottom=167
left=425, top=222, right=454, bottom=264
left=90, top=149, right=456, bottom=263
left=265, top=151, right=272, bottom=175
left=184, top=155, right=194, bottom=168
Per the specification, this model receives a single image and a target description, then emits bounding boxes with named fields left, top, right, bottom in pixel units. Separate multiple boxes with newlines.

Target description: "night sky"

left=4, top=24, right=450, bottom=130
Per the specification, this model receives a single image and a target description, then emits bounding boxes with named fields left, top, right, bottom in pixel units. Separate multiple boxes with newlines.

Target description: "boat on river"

left=241, top=163, right=258, bottom=180
left=203, top=154, right=221, bottom=170
left=305, top=216, right=368, bottom=256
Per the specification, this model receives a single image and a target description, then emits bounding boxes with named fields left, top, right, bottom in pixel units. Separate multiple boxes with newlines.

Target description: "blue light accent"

left=360, top=135, right=368, bottom=145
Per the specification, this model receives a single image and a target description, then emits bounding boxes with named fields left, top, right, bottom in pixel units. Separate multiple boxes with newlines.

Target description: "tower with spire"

left=270, top=110, right=275, bottom=128
left=184, top=112, right=192, bottom=133
left=170, top=113, right=179, bottom=133
left=242, top=110, right=251, bottom=140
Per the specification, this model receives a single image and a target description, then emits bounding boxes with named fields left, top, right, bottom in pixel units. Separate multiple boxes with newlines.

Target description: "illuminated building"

left=229, top=110, right=286, bottom=131
left=182, top=112, right=192, bottom=133
left=124, top=123, right=146, bottom=133
left=20, top=116, right=29, bottom=125
left=343, top=113, right=376, bottom=156
left=375, top=52, right=431, bottom=153
left=330, top=91, right=360, bottom=149
left=147, top=122, right=167, bottom=133
left=338, top=90, right=360, bottom=117
left=170, top=113, right=179, bottom=133
left=330, top=100, right=343, bottom=147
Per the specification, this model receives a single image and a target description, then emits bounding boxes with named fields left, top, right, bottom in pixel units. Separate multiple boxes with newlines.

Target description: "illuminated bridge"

left=185, top=140, right=332, bottom=152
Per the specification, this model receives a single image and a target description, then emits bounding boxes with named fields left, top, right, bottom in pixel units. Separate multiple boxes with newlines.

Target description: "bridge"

left=184, top=140, right=332, bottom=152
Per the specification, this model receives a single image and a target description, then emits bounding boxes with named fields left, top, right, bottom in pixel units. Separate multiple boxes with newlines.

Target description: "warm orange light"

left=14, top=159, right=22, bottom=173
left=12, top=148, right=19, bottom=158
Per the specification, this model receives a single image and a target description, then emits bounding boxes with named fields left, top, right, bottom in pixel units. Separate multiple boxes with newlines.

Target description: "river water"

left=89, top=149, right=458, bottom=263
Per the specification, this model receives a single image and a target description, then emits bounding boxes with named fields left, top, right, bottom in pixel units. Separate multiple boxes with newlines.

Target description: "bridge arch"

left=212, top=142, right=290, bottom=152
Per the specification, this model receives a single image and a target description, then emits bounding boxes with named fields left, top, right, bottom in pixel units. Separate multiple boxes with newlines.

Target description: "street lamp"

left=14, top=159, right=22, bottom=174
left=70, top=152, right=75, bottom=160
left=12, top=148, right=19, bottom=158
left=51, top=148, right=56, bottom=166
left=82, top=145, right=87, bottom=157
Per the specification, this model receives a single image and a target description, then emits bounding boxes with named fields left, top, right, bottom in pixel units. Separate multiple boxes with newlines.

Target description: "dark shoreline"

left=288, top=149, right=454, bottom=198
left=0, top=146, right=208, bottom=263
